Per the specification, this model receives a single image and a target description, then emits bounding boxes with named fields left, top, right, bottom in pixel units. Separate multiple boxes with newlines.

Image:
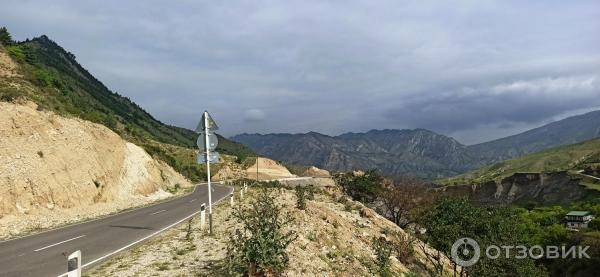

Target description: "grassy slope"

left=0, top=34, right=254, bottom=181
left=441, top=137, right=600, bottom=186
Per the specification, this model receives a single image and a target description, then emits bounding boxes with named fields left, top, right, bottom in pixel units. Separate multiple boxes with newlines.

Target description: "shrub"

left=306, top=185, right=315, bottom=200
left=295, top=186, right=306, bottom=210
left=185, top=218, right=193, bottom=241
left=372, top=237, right=394, bottom=276
left=227, top=189, right=297, bottom=276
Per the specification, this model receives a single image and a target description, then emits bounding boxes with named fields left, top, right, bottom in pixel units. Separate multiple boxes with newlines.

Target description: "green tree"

left=589, top=217, right=600, bottom=231
left=335, top=169, right=383, bottom=202
left=0, top=27, right=13, bottom=46
left=421, top=198, right=547, bottom=276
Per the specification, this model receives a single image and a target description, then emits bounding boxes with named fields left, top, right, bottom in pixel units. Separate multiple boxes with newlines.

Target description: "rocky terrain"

left=86, top=185, right=455, bottom=277
left=0, top=101, right=192, bottom=239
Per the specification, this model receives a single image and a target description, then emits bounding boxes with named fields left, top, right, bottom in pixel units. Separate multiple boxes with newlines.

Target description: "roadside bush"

left=295, top=186, right=306, bottom=210
left=227, top=189, right=297, bottom=276
left=306, top=185, right=315, bottom=200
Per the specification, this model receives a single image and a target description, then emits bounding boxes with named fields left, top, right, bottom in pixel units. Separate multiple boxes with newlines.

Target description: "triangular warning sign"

left=195, top=111, right=219, bottom=132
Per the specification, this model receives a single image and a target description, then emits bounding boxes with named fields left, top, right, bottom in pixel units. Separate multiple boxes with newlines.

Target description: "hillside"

left=442, top=137, right=600, bottom=186
left=0, top=32, right=254, bottom=182
left=232, top=129, right=477, bottom=179
left=0, top=101, right=192, bottom=239
left=86, top=185, right=455, bottom=276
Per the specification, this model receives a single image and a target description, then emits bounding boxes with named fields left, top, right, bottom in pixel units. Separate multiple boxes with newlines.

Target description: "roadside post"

left=67, top=250, right=81, bottom=277
left=195, top=111, right=220, bottom=234
left=200, top=203, right=206, bottom=231
left=240, top=188, right=244, bottom=200
left=230, top=191, right=234, bottom=206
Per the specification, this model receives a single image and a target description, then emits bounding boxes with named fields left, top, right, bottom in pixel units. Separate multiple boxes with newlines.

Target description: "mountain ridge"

left=0, top=30, right=254, bottom=182
left=232, top=110, right=600, bottom=178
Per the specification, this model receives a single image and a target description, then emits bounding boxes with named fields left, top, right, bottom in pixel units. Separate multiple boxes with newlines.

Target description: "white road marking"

left=57, top=186, right=234, bottom=277
left=18, top=253, right=25, bottom=257
left=150, top=209, right=167, bottom=215
left=34, top=235, right=86, bottom=252
left=189, top=199, right=197, bottom=203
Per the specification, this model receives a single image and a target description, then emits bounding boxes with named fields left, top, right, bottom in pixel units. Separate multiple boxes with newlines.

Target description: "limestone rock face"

left=0, top=102, right=191, bottom=238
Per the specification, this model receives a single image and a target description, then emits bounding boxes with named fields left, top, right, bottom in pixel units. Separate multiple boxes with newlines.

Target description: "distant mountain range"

left=232, top=110, right=600, bottom=179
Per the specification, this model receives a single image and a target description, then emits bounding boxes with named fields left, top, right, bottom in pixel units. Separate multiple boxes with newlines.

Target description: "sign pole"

left=204, top=111, right=213, bottom=234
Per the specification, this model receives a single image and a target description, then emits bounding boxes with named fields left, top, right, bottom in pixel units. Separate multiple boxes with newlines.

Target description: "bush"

left=295, top=186, right=306, bottom=210
left=227, top=189, right=297, bottom=276
left=306, top=185, right=315, bottom=200
left=589, top=218, right=600, bottom=231
left=372, top=237, right=394, bottom=276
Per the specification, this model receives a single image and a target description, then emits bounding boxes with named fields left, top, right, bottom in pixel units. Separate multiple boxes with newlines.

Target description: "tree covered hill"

left=442, top=137, right=600, bottom=189
left=0, top=28, right=254, bottom=181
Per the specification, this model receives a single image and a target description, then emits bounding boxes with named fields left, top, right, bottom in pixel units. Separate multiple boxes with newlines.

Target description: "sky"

left=2, top=0, right=600, bottom=144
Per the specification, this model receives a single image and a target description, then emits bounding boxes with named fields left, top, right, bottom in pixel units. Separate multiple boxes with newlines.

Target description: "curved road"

left=0, top=183, right=232, bottom=277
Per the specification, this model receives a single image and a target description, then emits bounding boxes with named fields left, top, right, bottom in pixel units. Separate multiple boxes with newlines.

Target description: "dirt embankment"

left=0, top=102, right=191, bottom=239
left=437, top=172, right=600, bottom=205
left=245, top=157, right=297, bottom=180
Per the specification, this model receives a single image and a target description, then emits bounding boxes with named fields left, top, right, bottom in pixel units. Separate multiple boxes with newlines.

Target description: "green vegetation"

left=227, top=189, right=297, bottom=276
left=0, top=27, right=254, bottom=181
left=419, top=197, right=600, bottom=276
left=334, top=169, right=384, bottom=202
left=372, top=237, right=394, bottom=277
left=0, top=27, right=13, bottom=46
left=441, top=137, right=600, bottom=186
left=421, top=198, right=547, bottom=276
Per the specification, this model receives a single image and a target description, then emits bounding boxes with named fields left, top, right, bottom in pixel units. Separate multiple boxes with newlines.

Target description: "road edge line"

left=56, top=185, right=234, bottom=277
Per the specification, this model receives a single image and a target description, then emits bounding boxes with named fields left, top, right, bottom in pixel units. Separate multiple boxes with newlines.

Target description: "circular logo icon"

left=451, top=237, right=480, bottom=267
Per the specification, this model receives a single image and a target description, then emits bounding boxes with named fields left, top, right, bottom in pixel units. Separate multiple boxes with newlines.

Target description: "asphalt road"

left=0, top=183, right=232, bottom=277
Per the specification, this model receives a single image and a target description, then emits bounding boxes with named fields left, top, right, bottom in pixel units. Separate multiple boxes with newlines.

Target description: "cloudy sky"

left=2, top=0, right=600, bottom=144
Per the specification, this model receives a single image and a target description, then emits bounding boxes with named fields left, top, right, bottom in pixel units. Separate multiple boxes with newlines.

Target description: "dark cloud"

left=2, top=0, right=600, bottom=144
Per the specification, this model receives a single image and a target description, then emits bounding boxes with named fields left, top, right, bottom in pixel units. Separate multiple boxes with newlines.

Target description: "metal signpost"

left=195, top=111, right=220, bottom=234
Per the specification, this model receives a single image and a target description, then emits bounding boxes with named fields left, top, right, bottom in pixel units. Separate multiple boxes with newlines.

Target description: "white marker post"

left=200, top=203, right=206, bottom=231
left=230, top=191, right=234, bottom=206
left=240, top=188, right=244, bottom=200
left=67, top=250, right=81, bottom=277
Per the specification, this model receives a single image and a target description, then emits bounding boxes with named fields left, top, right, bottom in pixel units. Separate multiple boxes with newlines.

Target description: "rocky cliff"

left=438, top=172, right=600, bottom=205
